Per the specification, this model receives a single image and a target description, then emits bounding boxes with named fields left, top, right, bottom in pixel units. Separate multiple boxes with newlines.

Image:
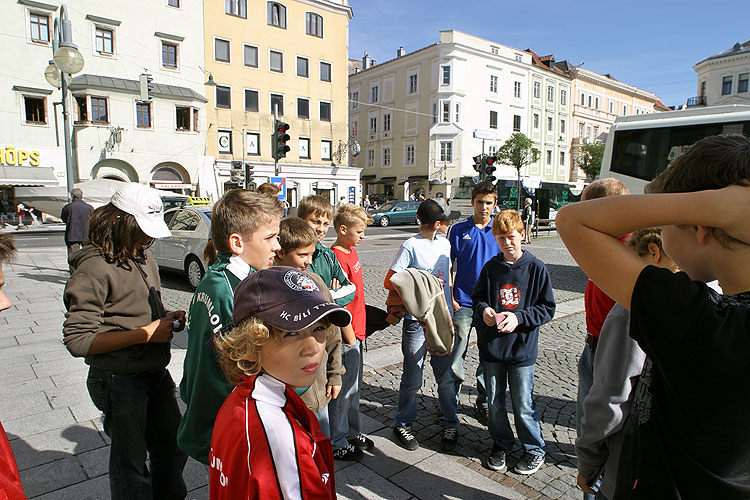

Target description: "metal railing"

left=686, top=96, right=707, bottom=107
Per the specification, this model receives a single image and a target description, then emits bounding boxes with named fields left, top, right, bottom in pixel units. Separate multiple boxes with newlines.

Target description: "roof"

left=696, top=40, right=750, bottom=65
left=654, top=100, right=671, bottom=112
left=524, top=49, right=572, bottom=77
left=69, top=74, right=208, bottom=103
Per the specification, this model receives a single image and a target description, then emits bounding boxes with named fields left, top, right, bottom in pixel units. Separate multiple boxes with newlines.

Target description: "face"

left=235, top=217, right=281, bottom=270
left=275, top=244, right=316, bottom=271
left=494, top=230, right=524, bottom=262
left=472, top=194, right=497, bottom=220
left=438, top=220, right=451, bottom=235
left=660, top=225, right=708, bottom=280
left=0, top=265, right=11, bottom=313
left=303, top=213, right=331, bottom=242
left=339, top=221, right=367, bottom=247
left=260, top=320, right=327, bottom=388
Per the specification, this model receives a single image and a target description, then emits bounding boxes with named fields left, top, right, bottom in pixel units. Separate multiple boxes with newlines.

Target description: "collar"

left=226, top=254, right=252, bottom=281
left=248, top=374, right=288, bottom=408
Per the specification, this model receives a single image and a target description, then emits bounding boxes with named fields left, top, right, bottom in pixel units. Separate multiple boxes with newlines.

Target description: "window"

left=267, top=2, right=286, bottom=28
left=623, top=104, right=627, bottom=115
left=270, top=93, right=284, bottom=115
left=441, top=65, right=451, bottom=85
left=740, top=73, right=749, bottom=93
left=533, top=81, right=541, bottom=99
left=588, top=95, right=592, bottom=108
left=491, top=46, right=499, bottom=55
left=595, top=97, right=599, bottom=109
left=514, top=54, right=522, bottom=62
left=320, top=62, right=332, bottom=82
left=490, top=75, right=498, bottom=93
left=513, top=115, right=521, bottom=132
left=29, top=13, right=50, bottom=43
left=489, top=110, right=498, bottom=129
left=161, top=41, right=178, bottom=69
left=533, top=113, right=539, bottom=129
left=383, top=113, right=391, bottom=131
left=546, top=150, right=552, bottom=165
left=700, top=81, right=707, bottom=97
left=560, top=89, right=567, bottom=106
left=408, top=74, right=418, bottom=94
left=136, top=102, right=151, bottom=128
left=225, top=0, right=246, bottom=17
left=609, top=101, right=614, bottom=114
left=514, top=81, right=521, bottom=98
left=321, top=140, right=332, bottom=161
left=244, top=89, right=259, bottom=112
left=167, top=0, right=180, bottom=7
left=560, top=151, right=565, bottom=166
left=243, top=44, right=258, bottom=68
left=91, top=97, right=108, bottom=123
left=440, top=141, right=452, bottom=162
left=296, top=56, right=309, bottom=77
left=366, top=149, right=375, bottom=167
left=578, top=123, right=584, bottom=137
left=581, top=93, right=585, bottom=106
left=370, top=85, right=378, bottom=103
left=455, top=103, right=460, bottom=122
left=547, top=116, right=553, bottom=132
left=593, top=126, right=599, bottom=139
left=216, top=85, right=231, bottom=108
left=722, top=76, right=733, bottom=95
left=297, top=98, right=309, bottom=118
left=369, top=116, right=377, bottom=134
left=319, top=101, right=331, bottom=121
left=432, top=102, right=437, bottom=124
left=95, top=27, right=114, bottom=55
left=351, top=91, right=358, bottom=108
left=23, top=96, right=46, bottom=124
left=270, top=50, right=283, bottom=73
left=547, top=85, right=554, bottom=102
left=298, top=137, right=310, bottom=158
left=217, top=129, right=232, bottom=153
left=176, top=106, right=193, bottom=130
left=350, top=120, right=357, bottom=137
left=560, top=119, right=566, bottom=134
left=306, top=12, right=322, bottom=37
left=247, top=132, right=260, bottom=155
left=405, top=144, right=415, bottom=165
left=214, top=38, right=230, bottom=63
left=442, top=101, right=450, bottom=123
left=383, top=148, right=391, bottom=166
left=75, top=96, right=87, bottom=122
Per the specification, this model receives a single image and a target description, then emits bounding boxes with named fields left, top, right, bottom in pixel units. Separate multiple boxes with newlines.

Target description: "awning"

left=408, top=175, right=428, bottom=182
left=0, top=166, right=58, bottom=187
left=370, top=176, right=396, bottom=184
left=360, top=174, right=376, bottom=180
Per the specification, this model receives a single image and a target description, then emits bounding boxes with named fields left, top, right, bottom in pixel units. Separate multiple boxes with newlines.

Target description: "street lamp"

left=43, top=4, right=84, bottom=202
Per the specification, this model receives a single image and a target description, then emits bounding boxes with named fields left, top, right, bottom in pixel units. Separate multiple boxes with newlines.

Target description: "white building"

left=691, top=40, right=750, bottom=107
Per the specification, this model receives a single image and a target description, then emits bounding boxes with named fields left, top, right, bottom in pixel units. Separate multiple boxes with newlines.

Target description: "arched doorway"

left=151, top=163, right=191, bottom=195
left=90, top=159, right=138, bottom=182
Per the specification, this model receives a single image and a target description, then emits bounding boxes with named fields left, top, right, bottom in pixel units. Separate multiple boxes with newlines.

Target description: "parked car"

left=152, top=206, right=212, bottom=289
left=369, top=201, right=420, bottom=227
left=367, top=193, right=391, bottom=210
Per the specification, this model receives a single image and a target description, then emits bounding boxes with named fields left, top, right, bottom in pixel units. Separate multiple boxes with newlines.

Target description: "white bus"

left=600, top=105, right=750, bottom=194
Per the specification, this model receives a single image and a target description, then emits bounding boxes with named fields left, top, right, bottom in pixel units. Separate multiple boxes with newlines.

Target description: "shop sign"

left=0, top=147, right=41, bottom=166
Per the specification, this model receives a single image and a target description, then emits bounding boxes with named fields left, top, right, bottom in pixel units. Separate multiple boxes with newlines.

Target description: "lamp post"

left=43, top=4, right=84, bottom=202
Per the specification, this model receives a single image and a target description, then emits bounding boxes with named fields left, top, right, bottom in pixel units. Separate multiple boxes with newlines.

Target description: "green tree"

left=578, top=142, right=606, bottom=179
left=494, top=133, right=539, bottom=210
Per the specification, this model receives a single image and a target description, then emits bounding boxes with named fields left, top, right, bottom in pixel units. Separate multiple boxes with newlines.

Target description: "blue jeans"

left=484, top=361, right=545, bottom=456
left=450, top=306, right=487, bottom=408
left=87, top=367, right=187, bottom=500
left=328, top=340, right=363, bottom=449
left=392, top=319, right=459, bottom=429
left=576, top=343, right=596, bottom=436
left=315, top=406, right=330, bottom=439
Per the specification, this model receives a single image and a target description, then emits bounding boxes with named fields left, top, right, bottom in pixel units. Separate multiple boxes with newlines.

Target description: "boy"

left=557, top=134, right=750, bottom=499
left=178, top=189, right=283, bottom=465
left=447, top=181, right=500, bottom=425
left=209, top=266, right=351, bottom=500
left=329, top=205, right=375, bottom=460
left=472, top=209, right=555, bottom=475
left=385, top=199, right=460, bottom=452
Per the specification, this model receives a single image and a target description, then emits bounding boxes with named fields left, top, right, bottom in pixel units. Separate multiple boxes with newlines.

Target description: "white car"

left=152, top=206, right=211, bottom=289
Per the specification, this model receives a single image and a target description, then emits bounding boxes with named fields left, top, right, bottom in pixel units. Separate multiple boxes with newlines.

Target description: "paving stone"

left=0, top=363, right=37, bottom=384
left=183, top=457, right=209, bottom=492
left=32, top=356, right=88, bottom=378
left=3, top=407, right=75, bottom=438
left=0, top=391, right=51, bottom=421
left=30, top=474, right=109, bottom=500
left=3, top=377, right=56, bottom=397
left=10, top=421, right=106, bottom=471
left=19, top=455, right=88, bottom=498
left=75, top=445, right=109, bottom=479
left=336, top=462, right=412, bottom=500
left=186, top=484, right=209, bottom=500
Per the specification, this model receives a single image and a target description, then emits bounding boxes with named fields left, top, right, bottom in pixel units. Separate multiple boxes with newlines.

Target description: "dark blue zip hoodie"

left=471, top=250, right=555, bottom=366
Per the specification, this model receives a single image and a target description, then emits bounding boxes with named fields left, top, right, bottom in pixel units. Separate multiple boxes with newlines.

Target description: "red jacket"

left=209, top=374, right=335, bottom=500
left=0, top=422, right=26, bottom=500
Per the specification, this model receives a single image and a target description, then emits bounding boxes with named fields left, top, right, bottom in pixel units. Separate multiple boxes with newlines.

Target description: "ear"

left=338, top=224, right=348, bottom=235
left=227, top=233, right=244, bottom=254
left=275, top=247, right=286, bottom=259
left=646, top=242, right=662, bottom=260
left=695, top=225, right=714, bottom=246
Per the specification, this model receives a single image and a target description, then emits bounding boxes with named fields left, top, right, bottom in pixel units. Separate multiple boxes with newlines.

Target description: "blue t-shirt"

left=448, top=216, right=500, bottom=307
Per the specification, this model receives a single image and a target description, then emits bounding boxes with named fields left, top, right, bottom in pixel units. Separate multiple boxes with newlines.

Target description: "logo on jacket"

left=283, top=270, right=319, bottom=292
left=321, top=473, right=330, bottom=484
left=462, top=234, right=472, bottom=240
left=498, top=284, right=520, bottom=310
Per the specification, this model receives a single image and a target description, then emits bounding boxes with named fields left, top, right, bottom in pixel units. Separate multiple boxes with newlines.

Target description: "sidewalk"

left=0, top=239, right=587, bottom=500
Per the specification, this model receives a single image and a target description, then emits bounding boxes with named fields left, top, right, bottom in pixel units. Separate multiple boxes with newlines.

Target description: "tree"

left=578, top=142, right=606, bottom=179
left=494, top=133, right=540, bottom=210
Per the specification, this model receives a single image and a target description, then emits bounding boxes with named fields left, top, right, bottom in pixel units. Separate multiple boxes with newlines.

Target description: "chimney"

left=397, top=46, right=406, bottom=58
left=362, top=50, right=371, bottom=69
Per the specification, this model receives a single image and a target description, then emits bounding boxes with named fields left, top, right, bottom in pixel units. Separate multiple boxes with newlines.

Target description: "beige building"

left=690, top=40, right=750, bottom=107
left=202, top=0, right=356, bottom=205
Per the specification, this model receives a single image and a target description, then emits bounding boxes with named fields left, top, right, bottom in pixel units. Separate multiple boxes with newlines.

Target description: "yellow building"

left=203, top=0, right=356, bottom=206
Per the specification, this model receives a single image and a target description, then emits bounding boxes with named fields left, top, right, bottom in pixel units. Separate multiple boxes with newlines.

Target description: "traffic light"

left=272, top=119, right=290, bottom=160
left=484, top=156, right=497, bottom=184
left=473, top=155, right=483, bottom=175
left=139, top=72, right=154, bottom=101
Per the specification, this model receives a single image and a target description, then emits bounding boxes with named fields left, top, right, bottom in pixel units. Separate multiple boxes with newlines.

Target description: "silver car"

left=152, top=206, right=211, bottom=289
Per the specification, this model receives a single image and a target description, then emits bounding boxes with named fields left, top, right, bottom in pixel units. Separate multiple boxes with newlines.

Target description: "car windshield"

left=378, top=203, right=394, bottom=212
left=202, top=211, right=211, bottom=220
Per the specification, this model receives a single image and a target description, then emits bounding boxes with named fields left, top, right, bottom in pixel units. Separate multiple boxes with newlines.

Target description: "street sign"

left=270, top=176, right=286, bottom=201
left=473, top=129, right=497, bottom=140
left=348, top=186, right=355, bottom=204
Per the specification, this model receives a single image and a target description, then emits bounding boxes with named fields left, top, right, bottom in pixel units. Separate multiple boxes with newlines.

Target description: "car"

left=367, top=193, right=391, bottom=210
left=152, top=206, right=212, bottom=289
left=369, top=201, right=420, bottom=227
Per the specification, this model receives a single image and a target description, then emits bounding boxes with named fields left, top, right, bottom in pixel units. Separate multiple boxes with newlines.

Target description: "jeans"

left=315, top=406, right=330, bottom=439
left=392, top=319, right=459, bottom=429
left=328, top=340, right=363, bottom=449
left=484, top=361, right=545, bottom=456
left=576, top=343, right=596, bottom=436
left=87, top=367, right=187, bottom=500
left=450, top=306, right=488, bottom=409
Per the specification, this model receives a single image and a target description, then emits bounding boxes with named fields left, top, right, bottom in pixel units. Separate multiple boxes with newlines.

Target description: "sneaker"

left=515, top=452, right=544, bottom=475
left=393, top=425, right=419, bottom=451
left=475, top=404, right=488, bottom=426
left=441, top=427, right=458, bottom=452
left=487, top=444, right=507, bottom=471
left=332, top=443, right=363, bottom=461
left=348, top=434, right=374, bottom=451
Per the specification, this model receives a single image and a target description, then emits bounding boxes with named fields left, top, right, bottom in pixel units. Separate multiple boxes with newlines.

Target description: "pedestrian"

left=385, top=199, right=460, bottom=452
left=447, top=181, right=500, bottom=425
left=557, top=134, right=750, bottom=499
left=178, top=189, right=283, bottom=465
left=474, top=209, right=555, bottom=475
left=522, top=198, right=533, bottom=244
left=363, top=194, right=371, bottom=210
left=62, top=183, right=188, bottom=500
left=61, top=188, right=94, bottom=267
left=15, top=203, right=26, bottom=229
left=209, top=267, right=351, bottom=500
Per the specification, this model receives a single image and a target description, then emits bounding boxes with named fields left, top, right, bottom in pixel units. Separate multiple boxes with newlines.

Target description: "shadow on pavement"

left=546, top=263, right=588, bottom=293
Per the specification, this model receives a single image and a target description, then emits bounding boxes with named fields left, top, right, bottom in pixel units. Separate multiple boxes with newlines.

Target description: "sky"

left=348, top=0, right=749, bottom=108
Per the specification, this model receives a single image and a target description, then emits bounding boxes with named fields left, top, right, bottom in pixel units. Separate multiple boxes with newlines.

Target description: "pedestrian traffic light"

left=139, top=72, right=154, bottom=101
left=473, top=155, right=483, bottom=175
left=272, top=119, right=291, bottom=160
left=484, top=156, right=497, bottom=184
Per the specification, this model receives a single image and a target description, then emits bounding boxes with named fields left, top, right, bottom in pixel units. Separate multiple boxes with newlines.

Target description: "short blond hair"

left=333, top=204, right=373, bottom=232
left=256, top=182, right=281, bottom=197
left=211, top=189, right=283, bottom=254
left=298, top=195, right=332, bottom=221
left=278, top=216, right=316, bottom=252
left=625, top=227, right=664, bottom=257
left=492, top=209, right=525, bottom=236
left=581, top=178, right=629, bottom=201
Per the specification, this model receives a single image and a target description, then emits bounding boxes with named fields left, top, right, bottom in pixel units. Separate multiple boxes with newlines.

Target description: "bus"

left=600, top=105, right=750, bottom=194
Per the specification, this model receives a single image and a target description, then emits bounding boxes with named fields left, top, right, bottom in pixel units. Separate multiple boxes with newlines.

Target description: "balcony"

left=686, top=96, right=707, bottom=107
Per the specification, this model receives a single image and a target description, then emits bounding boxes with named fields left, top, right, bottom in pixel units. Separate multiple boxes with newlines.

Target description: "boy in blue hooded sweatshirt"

left=472, top=209, right=555, bottom=476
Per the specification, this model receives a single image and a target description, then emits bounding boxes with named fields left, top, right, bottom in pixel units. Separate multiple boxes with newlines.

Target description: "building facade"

left=690, top=40, right=750, bottom=107
left=202, top=0, right=356, bottom=206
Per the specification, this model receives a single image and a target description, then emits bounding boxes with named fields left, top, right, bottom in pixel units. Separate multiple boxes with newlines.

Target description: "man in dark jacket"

left=60, top=188, right=93, bottom=264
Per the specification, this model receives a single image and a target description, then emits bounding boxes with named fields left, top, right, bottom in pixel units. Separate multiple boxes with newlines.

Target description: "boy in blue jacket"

left=472, top=209, right=555, bottom=476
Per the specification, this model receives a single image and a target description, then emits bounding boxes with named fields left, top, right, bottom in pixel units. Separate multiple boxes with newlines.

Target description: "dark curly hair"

left=88, top=203, right=152, bottom=269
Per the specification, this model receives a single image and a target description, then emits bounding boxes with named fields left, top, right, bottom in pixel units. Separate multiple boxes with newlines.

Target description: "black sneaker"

left=333, top=443, right=363, bottom=461
left=487, top=444, right=507, bottom=471
left=515, top=452, right=544, bottom=475
left=348, top=434, right=374, bottom=451
left=475, top=404, right=488, bottom=426
left=441, top=427, right=458, bottom=452
left=393, top=425, right=419, bottom=451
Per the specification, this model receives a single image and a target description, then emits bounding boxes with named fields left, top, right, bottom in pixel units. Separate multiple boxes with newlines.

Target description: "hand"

left=452, top=299, right=461, bottom=312
left=483, top=307, right=497, bottom=327
left=576, top=472, right=596, bottom=495
left=327, top=385, right=341, bottom=399
left=330, top=278, right=340, bottom=290
left=167, top=310, right=187, bottom=331
left=143, top=317, right=174, bottom=343
left=497, top=312, right=519, bottom=333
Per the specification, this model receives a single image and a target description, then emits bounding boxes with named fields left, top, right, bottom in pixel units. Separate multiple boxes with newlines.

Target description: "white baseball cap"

left=110, top=183, right=171, bottom=239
